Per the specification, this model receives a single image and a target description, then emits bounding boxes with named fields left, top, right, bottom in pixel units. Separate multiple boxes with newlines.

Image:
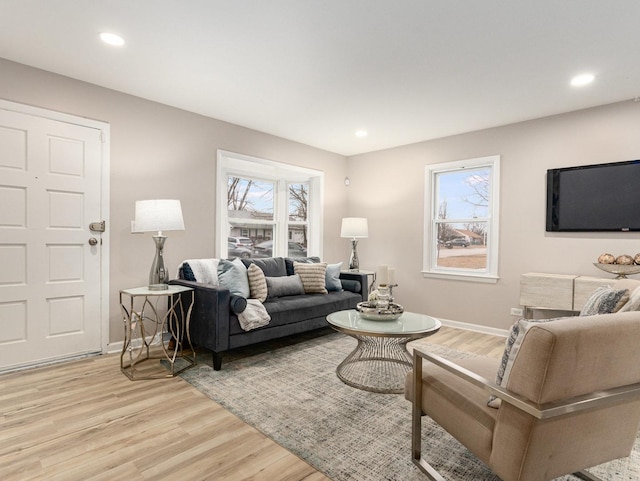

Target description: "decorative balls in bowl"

left=594, top=252, right=640, bottom=278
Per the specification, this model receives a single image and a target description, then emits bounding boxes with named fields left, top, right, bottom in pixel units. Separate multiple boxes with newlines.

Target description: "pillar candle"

left=388, top=268, right=395, bottom=285
left=377, top=265, right=389, bottom=285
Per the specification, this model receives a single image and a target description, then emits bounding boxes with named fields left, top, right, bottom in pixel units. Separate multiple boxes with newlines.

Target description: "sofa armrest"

left=169, top=279, right=232, bottom=353
left=339, top=271, right=369, bottom=301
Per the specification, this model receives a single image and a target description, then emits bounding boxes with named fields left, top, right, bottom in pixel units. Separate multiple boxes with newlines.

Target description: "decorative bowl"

left=356, top=301, right=404, bottom=321
left=593, top=263, right=640, bottom=279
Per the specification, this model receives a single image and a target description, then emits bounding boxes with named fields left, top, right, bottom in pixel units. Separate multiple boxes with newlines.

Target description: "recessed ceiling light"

left=570, top=73, right=595, bottom=87
left=355, top=129, right=368, bottom=138
left=99, top=32, right=125, bottom=47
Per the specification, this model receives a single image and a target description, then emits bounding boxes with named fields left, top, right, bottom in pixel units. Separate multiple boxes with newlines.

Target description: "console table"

left=520, top=273, right=615, bottom=318
left=119, top=285, right=195, bottom=380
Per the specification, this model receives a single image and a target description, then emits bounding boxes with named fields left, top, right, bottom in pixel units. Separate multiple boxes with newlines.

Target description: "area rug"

left=180, top=329, right=640, bottom=481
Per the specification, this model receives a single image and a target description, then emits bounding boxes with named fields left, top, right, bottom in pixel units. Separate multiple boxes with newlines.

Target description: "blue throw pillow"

left=325, top=262, right=343, bottom=291
left=217, top=258, right=250, bottom=298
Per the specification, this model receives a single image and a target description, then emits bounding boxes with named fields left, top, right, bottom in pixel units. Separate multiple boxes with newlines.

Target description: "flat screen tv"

left=546, top=160, right=640, bottom=232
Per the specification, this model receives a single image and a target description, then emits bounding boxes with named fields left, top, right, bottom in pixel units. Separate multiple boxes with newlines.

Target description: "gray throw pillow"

left=579, top=286, right=629, bottom=316
left=266, top=274, right=305, bottom=298
left=217, top=258, right=250, bottom=298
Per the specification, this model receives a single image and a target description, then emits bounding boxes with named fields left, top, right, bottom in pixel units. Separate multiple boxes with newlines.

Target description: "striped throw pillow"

left=247, top=263, right=268, bottom=302
left=294, top=262, right=328, bottom=294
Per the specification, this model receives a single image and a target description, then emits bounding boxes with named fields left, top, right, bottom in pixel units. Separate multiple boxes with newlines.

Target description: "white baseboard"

left=438, top=318, right=509, bottom=338
left=107, top=332, right=171, bottom=355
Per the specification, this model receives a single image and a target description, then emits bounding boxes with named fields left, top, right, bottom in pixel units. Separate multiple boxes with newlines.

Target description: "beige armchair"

left=406, top=312, right=640, bottom=481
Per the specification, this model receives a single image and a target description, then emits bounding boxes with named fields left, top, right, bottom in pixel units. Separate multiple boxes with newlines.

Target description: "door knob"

left=88, top=237, right=98, bottom=246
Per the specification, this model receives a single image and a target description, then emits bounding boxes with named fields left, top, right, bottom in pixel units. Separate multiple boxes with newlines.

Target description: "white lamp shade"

left=341, top=217, right=368, bottom=238
left=134, top=199, right=185, bottom=233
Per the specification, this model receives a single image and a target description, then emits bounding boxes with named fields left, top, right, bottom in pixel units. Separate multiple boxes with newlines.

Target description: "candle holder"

left=377, top=283, right=398, bottom=303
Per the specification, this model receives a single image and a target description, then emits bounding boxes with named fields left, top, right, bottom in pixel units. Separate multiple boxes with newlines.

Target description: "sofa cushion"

left=228, top=290, right=362, bottom=335
left=579, top=286, right=629, bottom=316
left=266, top=274, right=305, bottom=298
left=242, top=257, right=287, bottom=277
left=247, top=263, right=268, bottom=302
left=285, top=256, right=320, bottom=276
left=325, top=262, right=343, bottom=291
left=218, top=258, right=250, bottom=298
left=294, top=261, right=328, bottom=294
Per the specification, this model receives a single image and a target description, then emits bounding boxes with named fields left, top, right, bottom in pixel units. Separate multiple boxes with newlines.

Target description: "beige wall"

left=347, top=100, right=640, bottom=330
left=3, top=57, right=640, bottom=339
left=0, top=58, right=350, bottom=344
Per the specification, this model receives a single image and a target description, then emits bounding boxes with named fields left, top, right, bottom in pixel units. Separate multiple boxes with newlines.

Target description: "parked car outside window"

left=228, top=236, right=253, bottom=249
left=228, top=242, right=252, bottom=258
left=253, top=240, right=307, bottom=258
left=445, top=238, right=469, bottom=248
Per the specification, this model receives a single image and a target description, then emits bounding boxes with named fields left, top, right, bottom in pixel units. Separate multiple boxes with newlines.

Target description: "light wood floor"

left=0, top=326, right=505, bottom=481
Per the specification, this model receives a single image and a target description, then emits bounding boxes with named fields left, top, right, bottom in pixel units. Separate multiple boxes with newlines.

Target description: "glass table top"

left=326, top=309, right=441, bottom=336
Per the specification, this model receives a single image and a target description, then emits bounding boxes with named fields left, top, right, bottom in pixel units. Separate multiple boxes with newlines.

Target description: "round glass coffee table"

left=326, top=309, right=441, bottom=393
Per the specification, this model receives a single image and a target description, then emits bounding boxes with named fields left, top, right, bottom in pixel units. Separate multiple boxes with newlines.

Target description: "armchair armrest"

left=412, top=347, right=640, bottom=421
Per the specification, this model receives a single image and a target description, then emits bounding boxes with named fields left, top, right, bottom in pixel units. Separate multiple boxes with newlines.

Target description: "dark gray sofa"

left=169, top=256, right=368, bottom=370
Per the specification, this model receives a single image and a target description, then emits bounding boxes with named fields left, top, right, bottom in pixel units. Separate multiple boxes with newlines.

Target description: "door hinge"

left=90, top=221, right=106, bottom=233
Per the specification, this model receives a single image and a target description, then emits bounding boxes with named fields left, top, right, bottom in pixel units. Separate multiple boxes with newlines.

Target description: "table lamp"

left=133, top=199, right=185, bottom=290
left=341, top=217, right=368, bottom=271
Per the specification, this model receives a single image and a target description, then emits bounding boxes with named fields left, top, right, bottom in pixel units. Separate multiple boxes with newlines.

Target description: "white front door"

left=0, top=103, right=108, bottom=371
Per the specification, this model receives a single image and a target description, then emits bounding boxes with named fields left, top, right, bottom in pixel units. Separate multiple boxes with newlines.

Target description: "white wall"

left=0, top=58, right=350, bottom=343
left=347, top=100, right=640, bottom=330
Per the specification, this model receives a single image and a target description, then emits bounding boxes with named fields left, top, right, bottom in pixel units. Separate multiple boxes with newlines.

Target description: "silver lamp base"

left=148, top=235, right=169, bottom=290
left=348, top=239, right=360, bottom=271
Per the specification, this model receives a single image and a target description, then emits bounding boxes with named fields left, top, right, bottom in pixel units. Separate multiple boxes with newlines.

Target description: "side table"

left=119, top=285, right=195, bottom=380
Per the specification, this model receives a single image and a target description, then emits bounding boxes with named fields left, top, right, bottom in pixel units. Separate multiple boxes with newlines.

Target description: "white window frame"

left=216, top=150, right=324, bottom=259
left=422, top=155, right=500, bottom=283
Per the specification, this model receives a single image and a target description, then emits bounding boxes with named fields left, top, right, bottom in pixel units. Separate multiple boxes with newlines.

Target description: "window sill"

left=421, top=270, right=499, bottom=284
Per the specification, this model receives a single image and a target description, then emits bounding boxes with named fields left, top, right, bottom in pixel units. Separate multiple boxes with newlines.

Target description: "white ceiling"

left=1, top=1, right=639, bottom=156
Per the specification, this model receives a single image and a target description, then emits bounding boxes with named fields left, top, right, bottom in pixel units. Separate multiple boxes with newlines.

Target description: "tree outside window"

left=424, top=156, right=500, bottom=282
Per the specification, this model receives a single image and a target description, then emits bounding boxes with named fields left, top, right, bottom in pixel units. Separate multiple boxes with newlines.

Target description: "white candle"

left=388, top=268, right=395, bottom=285
left=377, top=265, right=389, bottom=286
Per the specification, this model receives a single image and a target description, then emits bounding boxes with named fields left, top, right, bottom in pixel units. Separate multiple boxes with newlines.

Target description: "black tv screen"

left=546, top=160, right=640, bottom=232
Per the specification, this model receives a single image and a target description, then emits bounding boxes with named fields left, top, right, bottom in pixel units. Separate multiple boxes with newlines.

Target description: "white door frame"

left=0, top=98, right=110, bottom=355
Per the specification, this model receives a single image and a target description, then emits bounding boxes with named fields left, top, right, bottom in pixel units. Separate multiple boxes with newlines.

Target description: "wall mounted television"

left=546, top=159, right=640, bottom=232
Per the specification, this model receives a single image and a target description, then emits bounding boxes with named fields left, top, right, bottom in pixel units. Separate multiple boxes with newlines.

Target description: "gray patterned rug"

left=180, top=329, right=639, bottom=481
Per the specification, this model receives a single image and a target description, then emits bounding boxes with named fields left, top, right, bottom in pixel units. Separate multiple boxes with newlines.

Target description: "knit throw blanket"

left=238, top=299, right=271, bottom=331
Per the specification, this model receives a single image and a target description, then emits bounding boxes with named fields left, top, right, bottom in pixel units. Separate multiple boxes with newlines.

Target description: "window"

left=217, top=150, right=323, bottom=259
left=423, top=155, right=500, bottom=282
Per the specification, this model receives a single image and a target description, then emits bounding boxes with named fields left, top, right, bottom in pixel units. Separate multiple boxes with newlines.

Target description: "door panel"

left=0, top=107, right=104, bottom=370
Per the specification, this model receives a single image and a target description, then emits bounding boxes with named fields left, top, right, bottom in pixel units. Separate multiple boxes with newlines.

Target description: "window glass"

left=217, top=151, right=323, bottom=260
left=424, top=156, right=499, bottom=282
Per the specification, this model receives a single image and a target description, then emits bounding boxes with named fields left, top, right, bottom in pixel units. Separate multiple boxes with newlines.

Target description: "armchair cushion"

left=489, top=316, right=564, bottom=408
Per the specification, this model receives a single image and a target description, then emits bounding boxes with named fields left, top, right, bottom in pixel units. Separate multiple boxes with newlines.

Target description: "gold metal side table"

left=119, top=285, right=195, bottom=380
